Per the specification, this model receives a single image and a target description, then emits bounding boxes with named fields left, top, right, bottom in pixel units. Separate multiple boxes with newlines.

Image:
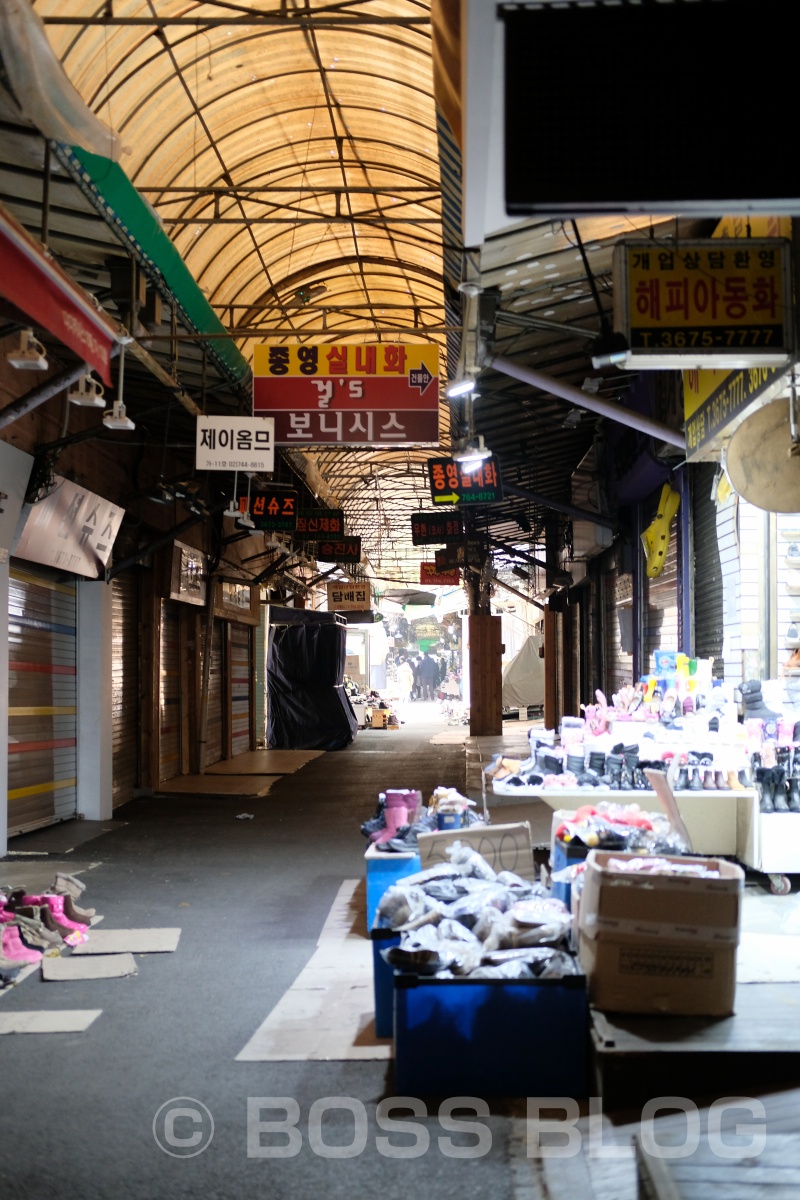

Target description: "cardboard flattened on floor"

left=72, top=928, right=181, bottom=955
left=236, top=879, right=392, bottom=1062
left=205, top=750, right=323, bottom=775
left=429, top=730, right=470, bottom=744
left=156, top=775, right=279, bottom=797
left=0, top=1010, right=102, bottom=1034
left=737, top=932, right=800, bottom=983
left=42, top=953, right=138, bottom=981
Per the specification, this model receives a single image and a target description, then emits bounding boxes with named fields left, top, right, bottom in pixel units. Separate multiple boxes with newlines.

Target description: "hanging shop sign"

left=241, top=487, right=298, bottom=532
left=252, top=342, right=440, bottom=446
left=327, top=582, right=371, bottom=610
left=12, top=476, right=124, bottom=578
left=420, top=562, right=460, bottom=586
left=435, top=539, right=487, bottom=570
left=196, top=415, right=274, bottom=472
left=613, top=239, right=793, bottom=369
left=168, top=541, right=207, bottom=606
left=315, top=537, right=362, bottom=564
left=293, top=508, right=345, bottom=541
left=410, top=511, right=464, bottom=546
left=428, top=456, right=503, bottom=505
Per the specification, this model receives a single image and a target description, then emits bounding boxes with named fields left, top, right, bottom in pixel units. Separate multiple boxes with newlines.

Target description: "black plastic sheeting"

left=266, top=618, right=358, bottom=751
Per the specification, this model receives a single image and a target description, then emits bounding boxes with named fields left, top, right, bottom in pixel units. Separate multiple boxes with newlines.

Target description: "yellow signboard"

left=327, top=582, right=371, bottom=612
left=253, top=343, right=439, bottom=379
left=614, top=238, right=792, bottom=369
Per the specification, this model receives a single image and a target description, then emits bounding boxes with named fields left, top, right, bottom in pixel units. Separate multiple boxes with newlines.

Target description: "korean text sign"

left=253, top=342, right=440, bottom=446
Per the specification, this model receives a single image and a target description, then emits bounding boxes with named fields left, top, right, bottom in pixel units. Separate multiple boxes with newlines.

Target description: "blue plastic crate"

left=370, top=920, right=401, bottom=1038
left=551, top=837, right=590, bottom=909
left=364, top=847, right=421, bottom=930
left=394, top=971, right=588, bottom=1096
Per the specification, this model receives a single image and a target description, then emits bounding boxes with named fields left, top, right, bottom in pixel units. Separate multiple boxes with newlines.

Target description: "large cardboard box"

left=578, top=850, right=743, bottom=1016
left=416, top=821, right=535, bottom=880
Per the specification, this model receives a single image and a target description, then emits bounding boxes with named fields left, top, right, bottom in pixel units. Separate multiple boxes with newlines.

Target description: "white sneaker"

left=787, top=624, right=800, bottom=648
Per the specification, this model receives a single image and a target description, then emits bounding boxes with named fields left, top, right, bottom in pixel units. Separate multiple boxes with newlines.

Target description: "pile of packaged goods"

left=376, top=841, right=579, bottom=980
left=554, top=801, right=688, bottom=854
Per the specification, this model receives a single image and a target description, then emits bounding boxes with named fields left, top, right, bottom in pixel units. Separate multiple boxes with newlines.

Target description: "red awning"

left=0, top=203, right=118, bottom=384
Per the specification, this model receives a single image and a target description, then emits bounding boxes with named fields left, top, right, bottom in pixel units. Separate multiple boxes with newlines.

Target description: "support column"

left=468, top=613, right=502, bottom=736
left=544, top=608, right=557, bottom=730
left=76, top=579, right=114, bottom=821
left=0, top=558, right=9, bottom=855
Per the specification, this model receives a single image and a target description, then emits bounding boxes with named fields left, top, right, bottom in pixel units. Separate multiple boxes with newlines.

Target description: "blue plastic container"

left=370, top=920, right=401, bottom=1037
left=394, top=971, right=588, bottom=1096
left=550, top=837, right=590, bottom=909
left=364, top=848, right=421, bottom=931
left=436, top=811, right=462, bottom=831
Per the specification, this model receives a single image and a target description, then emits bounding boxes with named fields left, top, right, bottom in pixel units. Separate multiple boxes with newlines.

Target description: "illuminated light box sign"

left=428, top=457, right=503, bottom=505
left=411, top=512, right=464, bottom=546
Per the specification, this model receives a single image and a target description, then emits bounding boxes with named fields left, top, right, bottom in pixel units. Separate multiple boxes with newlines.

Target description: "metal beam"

left=504, top=483, right=615, bottom=531
left=488, top=537, right=550, bottom=576
left=486, top=354, right=687, bottom=451
left=144, top=186, right=439, bottom=196
left=139, top=327, right=455, bottom=339
left=0, top=363, right=88, bottom=430
left=492, top=574, right=546, bottom=612
left=43, top=14, right=431, bottom=27
left=162, top=216, right=442, bottom=226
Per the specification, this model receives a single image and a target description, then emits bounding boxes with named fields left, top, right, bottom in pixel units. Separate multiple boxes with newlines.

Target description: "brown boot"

left=728, top=770, right=745, bottom=791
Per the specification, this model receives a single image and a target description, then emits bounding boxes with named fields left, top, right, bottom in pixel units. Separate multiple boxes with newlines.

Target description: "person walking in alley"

left=396, top=656, right=415, bottom=705
left=417, top=651, right=438, bottom=700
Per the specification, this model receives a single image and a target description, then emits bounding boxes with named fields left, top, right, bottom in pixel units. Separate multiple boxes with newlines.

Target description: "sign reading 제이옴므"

left=196, top=415, right=275, bottom=472
left=253, top=343, right=440, bottom=447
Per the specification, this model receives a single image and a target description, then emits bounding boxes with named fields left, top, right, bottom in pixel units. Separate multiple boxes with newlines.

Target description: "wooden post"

left=468, top=613, right=502, bottom=736
left=544, top=608, right=557, bottom=730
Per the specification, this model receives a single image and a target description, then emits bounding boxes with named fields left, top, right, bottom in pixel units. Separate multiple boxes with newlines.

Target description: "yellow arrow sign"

left=433, top=493, right=460, bottom=504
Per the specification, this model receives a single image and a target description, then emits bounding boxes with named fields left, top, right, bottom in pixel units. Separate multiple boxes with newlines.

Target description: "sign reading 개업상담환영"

left=613, top=238, right=793, bottom=369
left=410, top=511, right=464, bottom=546
left=195, top=415, right=275, bottom=472
left=327, top=581, right=370, bottom=610
left=292, top=508, right=345, bottom=541
left=427, top=456, right=503, bottom=505
left=239, top=488, right=298, bottom=531
left=252, top=343, right=440, bottom=447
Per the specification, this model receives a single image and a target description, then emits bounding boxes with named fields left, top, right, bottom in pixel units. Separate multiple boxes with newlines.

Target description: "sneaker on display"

left=787, top=544, right=800, bottom=563
left=787, top=624, right=800, bottom=648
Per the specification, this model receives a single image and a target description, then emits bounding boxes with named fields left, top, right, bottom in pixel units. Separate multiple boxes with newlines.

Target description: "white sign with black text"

left=196, top=415, right=275, bottom=472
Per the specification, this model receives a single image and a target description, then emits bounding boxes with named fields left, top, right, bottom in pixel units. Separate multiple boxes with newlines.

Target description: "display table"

left=735, top=791, right=800, bottom=894
left=487, top=785, right=754, bottom=857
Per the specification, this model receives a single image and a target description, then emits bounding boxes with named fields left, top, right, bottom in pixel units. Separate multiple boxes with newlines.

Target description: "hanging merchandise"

left=640, top=482, right=680, bottom=578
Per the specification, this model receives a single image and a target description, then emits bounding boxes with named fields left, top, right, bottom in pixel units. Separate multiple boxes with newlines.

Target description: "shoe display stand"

left=736, top=791, right=800, bottom=895
left=487, top=785, right=755, bottom=858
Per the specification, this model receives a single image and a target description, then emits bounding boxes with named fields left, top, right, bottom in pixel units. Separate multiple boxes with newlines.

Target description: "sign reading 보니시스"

left=241, top=488, right=298, bottom=532
left=315, top=537, right=362, bottom=564
left=614, top=239, right=793, bottom=369
left=196, top=415, right=275, bottom=471
left=293, top=508, right=345, bottom=540
left=410, top=511, right=464, bottom=546
left=420, top=562, right=460, bottom=586
left=252, top=343, right=440, bottom=446
left=428, top=457, right=503, bottom=505
left=327, top=582, right=370, bottom=610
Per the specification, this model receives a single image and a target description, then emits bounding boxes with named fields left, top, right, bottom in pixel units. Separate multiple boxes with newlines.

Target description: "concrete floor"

left=2, top=702, right=799, bottom=1199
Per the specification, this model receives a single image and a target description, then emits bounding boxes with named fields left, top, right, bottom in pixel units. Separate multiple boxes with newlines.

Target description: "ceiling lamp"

left=68, top=371, right=105, bottom=407
left=453, top=434, right=492, bottom=473
left=103, top=399, right=135, bottom=431
left=7, top=328, right=47, bottom=370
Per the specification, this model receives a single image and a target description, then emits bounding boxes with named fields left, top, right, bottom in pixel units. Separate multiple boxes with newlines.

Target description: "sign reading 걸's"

left=613, top=239, right=793, bottom=369
left=13, top=476, right=123, bottom=578
left=252, top=343, right=439, bottom=446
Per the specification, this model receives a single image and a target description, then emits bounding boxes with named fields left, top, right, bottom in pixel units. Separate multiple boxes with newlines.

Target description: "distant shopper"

left=397, top=657, right=415, bottom=704
left=418, top=652, right=438, bottom=700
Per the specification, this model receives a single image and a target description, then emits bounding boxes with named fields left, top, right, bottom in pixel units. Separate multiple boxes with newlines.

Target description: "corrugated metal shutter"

left=643, top=492, right=679, bottom=673
left=254, top=604, right=266, bottom=749
left=111, top=572, right=139, bottom=808
left=159, top=600, right=181, bottom=783
left=230, top=621, right=252, bottom=757
left=7, top=562, right=77, bottom=835
left=692, top=462, right=724, bottom=673
left=604, top=564, right=633, bottom=698
left=203, top=619, right=223, bottom=767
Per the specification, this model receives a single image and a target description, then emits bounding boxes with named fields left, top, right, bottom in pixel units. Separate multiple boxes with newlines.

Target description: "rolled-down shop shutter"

left=111, top=572, right=139, bottom=809
left=203, top=618, right=223, bottom=768
left=692, top=462, right=724, bottom=672
left=7, top=562, right=77, bottom=835
left=603, top=561, right=634, bottom=699
left=159, top=600, right=181, bottom=783
left=230, top=621, right=252, bottom=757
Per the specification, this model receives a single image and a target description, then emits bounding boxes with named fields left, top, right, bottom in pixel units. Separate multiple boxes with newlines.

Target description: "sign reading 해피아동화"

left=428, top=457, right=503, bottom=505
left=253, top=342, right=440, bottom=446
left=614, top=239, right=793, bottom=369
